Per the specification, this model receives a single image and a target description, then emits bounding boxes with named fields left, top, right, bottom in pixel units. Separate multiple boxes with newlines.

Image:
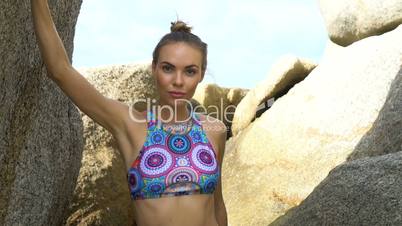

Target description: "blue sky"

left=72, top=0, right=328, bottom=89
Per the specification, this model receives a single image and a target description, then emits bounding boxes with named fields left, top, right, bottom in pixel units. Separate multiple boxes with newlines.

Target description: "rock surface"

left=270, top=151, right=402, bottom=226
left=231, top=55, right=316, bottom=136
left=0, top=1, right=84, bottom=225
left=348, top=68, right=402, bottom=160
left=319, top=0, right=402, bottom=46
left=192, top=83, right=248, bottom=137
left=222, top=25, right=402, bottom=226
left=79, top=63, right=157, bottom=111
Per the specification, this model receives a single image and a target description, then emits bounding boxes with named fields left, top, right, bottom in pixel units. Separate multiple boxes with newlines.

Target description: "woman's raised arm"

left=31, top=0, right=130, bottom=136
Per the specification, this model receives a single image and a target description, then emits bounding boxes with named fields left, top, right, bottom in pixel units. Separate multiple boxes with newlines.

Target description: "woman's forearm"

left=31, top=0, right=71, bottom=78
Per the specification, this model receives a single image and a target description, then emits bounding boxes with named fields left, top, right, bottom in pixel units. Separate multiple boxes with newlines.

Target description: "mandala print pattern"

left=175, top=156, right=191, bottom=167
left=168, top=134, right=191, bottom=154
left=190, top=144, right=218, bottom=173
left=143, top=177, right=166, bottom=196
left=166, top=167, right=199, bottom=184
left=139, top=145, right=174, bottom=178
left=150, top=130, right=165, bottom=145
left=189, top=129, right=202, bottom=143
left=127, top=110, right=221, bottom=200
left=128, top=168, right=143, bottom=194
left=200, top=173, right=219, bottom=193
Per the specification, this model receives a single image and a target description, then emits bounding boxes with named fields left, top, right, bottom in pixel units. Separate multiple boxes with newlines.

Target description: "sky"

left=72, top=0, right=328, bottom=89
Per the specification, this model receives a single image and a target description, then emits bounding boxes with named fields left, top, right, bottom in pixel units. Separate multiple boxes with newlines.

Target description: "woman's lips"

left=168, top=91, right=186, bottom=98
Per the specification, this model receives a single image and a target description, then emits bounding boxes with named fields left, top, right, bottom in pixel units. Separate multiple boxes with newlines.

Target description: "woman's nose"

left=173, top=72, right=184, bottom=86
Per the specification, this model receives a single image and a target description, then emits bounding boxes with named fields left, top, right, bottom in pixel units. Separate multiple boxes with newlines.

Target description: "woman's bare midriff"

left=133, top=194, right=218, bottom=226
left=116, top=110, right=220, bottom=226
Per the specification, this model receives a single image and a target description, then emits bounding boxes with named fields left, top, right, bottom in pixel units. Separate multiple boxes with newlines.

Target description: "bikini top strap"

left=191, top=111, right=202, bottom=126
left=146, top=109, right=158, bottom=128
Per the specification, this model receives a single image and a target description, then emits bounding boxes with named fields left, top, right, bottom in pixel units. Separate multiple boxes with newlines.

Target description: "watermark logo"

left=127, top=97, right=274, bottom=132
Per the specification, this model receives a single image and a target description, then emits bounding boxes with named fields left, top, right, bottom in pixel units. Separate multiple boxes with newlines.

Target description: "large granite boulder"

left=0, top=1, right=83, bottom=225
left=66, top=63, right=155, bottom=226
left=271, top=151, right=402, bottom=226
left=319, top=0, right=402, bottom=46
left=192, top=83, right=248, bottom=137
left=271, top=67, right=402, bottom=225
left=231, top=55, right=316, bottom=136
left=78, top=63, right=157, bottom=111
left=348, top=68, right=402, bottom=160
left=222, top=25, right=402, bottom=226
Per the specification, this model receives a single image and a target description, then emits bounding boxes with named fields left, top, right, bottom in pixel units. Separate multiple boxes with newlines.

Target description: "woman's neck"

left=155, top=103, right=191, bottom=124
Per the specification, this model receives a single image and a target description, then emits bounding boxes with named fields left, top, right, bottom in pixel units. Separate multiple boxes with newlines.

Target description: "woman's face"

left=152, top=42, right=204, bottom=108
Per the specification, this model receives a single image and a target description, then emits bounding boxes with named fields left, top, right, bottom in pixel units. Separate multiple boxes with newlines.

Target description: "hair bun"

left=170, top=20, right=192, bottom=33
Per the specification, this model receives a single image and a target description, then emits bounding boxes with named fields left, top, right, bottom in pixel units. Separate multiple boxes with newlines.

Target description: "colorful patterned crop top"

left=127, top=110, right=220, bottom=200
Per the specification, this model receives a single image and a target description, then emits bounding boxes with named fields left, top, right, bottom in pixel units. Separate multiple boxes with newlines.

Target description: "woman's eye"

left=187, top=69, right=196, bottom=75
left=162, top=65, right=172, bottom=72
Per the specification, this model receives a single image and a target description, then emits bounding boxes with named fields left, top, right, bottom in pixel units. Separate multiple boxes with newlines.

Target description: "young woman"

left=31, top=1, right=228, bottom=226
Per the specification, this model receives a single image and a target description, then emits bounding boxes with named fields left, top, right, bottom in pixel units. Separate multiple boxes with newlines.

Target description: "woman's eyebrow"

left=160, top=61, right=175, bottom=67
left=185, top=65, right=199, bottom=69
left=161, top=61, right=199, bottom=69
